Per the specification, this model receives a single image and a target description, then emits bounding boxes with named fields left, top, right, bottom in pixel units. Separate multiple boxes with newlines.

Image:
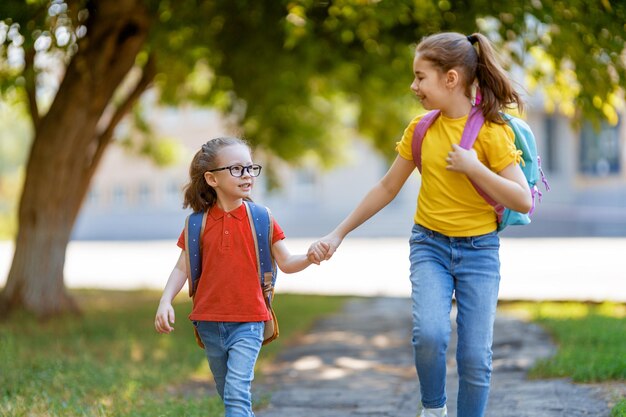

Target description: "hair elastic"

left=466, top=34, right=478, bottom=45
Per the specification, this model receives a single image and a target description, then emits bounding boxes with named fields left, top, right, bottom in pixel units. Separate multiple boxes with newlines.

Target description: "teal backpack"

left=184, top=200, right=279, bottom=347
left=412, top=106, right=550, bottom=231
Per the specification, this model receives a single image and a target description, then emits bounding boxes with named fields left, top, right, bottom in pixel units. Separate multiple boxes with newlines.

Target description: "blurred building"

left=72, top=103, right=626, bottom=240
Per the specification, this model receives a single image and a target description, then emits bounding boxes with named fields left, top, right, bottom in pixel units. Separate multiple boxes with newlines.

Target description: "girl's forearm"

left=279, top=254, right=312, bottom=274
left=159, top=266, right=187, bottom=304
left=332, top=156, right=414, bottom=239
left=467, top=163, right=532, bottom=213
left=333, top=181, right=396, bottom=238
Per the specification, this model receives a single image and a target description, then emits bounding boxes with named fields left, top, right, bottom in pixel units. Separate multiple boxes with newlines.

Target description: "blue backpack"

left=184, top=200, right=279, bottom=347
left=411, top=106, right=550, bottom=231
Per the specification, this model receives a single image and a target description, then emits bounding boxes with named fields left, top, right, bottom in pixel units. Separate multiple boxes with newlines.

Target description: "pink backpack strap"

left=411, top=110, right=441, bottom=172
left=459, top=106, right=485, bottom=149
left=412, top=106, right=484, bottom=171
left=460, top=107, right=505, bottom=220
left=411, top=106, right=505, bottom=222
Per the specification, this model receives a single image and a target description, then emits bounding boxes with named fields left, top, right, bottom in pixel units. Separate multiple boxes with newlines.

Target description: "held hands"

left=154, top=301, right=176, bottom=334
left=307, top=232, right=343, bottom=263
left=446, top=144, right=480, bottom=174
left=307, top=240, right=330, bottom=265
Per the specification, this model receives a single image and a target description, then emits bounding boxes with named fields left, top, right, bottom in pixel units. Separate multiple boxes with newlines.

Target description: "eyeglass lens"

left=230, top=165, right=261, bottom=177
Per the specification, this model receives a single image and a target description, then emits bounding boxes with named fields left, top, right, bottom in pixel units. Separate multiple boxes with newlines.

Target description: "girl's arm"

left=316, top=155, right=416, bottom=259
left=155, top=250, right=187, bottom=334
left=446, top=144, right=532, bottom=213
left=272, top=239, right=316, bottom=274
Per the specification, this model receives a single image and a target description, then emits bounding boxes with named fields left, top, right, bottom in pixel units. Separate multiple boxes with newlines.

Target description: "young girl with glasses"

left=310, top=32, right=532, bottom=417
left=155, top=136, right=327, bottom=417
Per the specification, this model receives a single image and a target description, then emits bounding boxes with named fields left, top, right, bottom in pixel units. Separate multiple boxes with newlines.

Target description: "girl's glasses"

left=208, top=164, right=262, bottom=177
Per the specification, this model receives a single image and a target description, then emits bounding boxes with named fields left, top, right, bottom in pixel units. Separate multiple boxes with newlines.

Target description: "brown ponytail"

left=470, top=32, right=524, bottom=123
left=416, top=32, right=523, bottom=124
left=182, top=137, right=250, bottom=212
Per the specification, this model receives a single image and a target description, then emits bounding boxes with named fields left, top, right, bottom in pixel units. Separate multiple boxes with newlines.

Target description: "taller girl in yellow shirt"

left=311, top=32, right=532, bottom=417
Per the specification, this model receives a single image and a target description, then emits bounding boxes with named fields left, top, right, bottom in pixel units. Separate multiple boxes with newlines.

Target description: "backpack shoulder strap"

left=243, top=201, right=276, bottom=294
left=185, top=211, right=208, bottom=297
left=411, top=107, right=485, bottom=171
left=458, top=107, right=501, bottom=210
left=459, top=106, right=485, bottom=149
left=411, top=110, right=440, bottom=172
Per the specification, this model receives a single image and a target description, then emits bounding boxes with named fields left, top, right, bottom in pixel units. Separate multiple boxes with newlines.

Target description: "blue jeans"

left=409, top=224, right=500, bottom=417
left=194, top=321, right=264, bottom=417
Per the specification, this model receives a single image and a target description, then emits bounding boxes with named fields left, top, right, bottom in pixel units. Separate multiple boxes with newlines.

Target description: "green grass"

left=503, top=301, right=626, bottom=416
left=509, top=302, right=626, bottom=382
left=611, top=398, right=626, bottom=417
left=0, top=290, right=348, bottom=417
left=612, top=399, right=626, bottom=417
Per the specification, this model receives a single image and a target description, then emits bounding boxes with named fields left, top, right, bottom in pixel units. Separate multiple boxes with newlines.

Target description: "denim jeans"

left=194, top=321, right=264, bottom=417
left=409, top=224, right=500, bottom=417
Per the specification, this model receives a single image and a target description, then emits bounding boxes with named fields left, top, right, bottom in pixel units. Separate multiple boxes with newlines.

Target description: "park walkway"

left=255, top=297, right=620, bottom=417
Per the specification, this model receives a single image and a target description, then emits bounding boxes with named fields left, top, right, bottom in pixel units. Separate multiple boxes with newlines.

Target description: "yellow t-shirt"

left=396, top=112, right=521, bottom=237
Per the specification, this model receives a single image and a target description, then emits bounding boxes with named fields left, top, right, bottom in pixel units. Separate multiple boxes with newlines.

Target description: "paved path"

left=255, top=297, right=620, bottom=417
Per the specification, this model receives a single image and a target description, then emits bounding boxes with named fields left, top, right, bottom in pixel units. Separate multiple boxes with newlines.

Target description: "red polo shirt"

left=177, top=203, right=285, bottom=322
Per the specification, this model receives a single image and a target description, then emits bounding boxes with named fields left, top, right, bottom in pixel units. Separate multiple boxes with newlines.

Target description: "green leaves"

left=488, top=0, right=626, bottom=125
left=1, top=0, right=625, bottom=166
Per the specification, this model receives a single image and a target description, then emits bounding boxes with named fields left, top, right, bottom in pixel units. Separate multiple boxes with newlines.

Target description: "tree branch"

left=24, top=48, right=40, bottom=129
left=87, top=52, right=157, bottom=179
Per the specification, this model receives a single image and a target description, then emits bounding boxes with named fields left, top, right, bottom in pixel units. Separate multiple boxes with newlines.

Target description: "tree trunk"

left=0, top=0, right=152, bottom=317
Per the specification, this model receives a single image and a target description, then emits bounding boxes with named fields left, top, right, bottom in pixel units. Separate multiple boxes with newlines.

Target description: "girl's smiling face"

left=410, top=54, right=448, bottom=110
left=204, top=144, right=255, bottom=208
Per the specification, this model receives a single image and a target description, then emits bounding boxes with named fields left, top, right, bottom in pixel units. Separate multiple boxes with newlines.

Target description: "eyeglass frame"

left=207, top=164, right=262, bottom=177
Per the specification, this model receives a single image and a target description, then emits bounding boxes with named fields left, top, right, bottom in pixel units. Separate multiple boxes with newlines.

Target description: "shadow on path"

left=255, top=297, right=618, bottom=417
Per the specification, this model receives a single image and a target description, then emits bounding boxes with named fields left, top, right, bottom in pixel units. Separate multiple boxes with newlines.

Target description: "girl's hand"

left=446, top=144, right=481, bottom=174
left=316, top=232, right=343, bottom=261
left=155, top=302, right=176, bottom=334
left=307, top=241, right=330, bottom=264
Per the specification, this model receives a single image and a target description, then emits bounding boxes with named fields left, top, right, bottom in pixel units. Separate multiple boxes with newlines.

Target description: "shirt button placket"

left=223, top=215, right=232, bottom=248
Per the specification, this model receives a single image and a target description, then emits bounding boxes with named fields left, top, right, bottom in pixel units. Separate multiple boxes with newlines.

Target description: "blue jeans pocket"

left=470, top=232, right=500, bottom=249
left=248, top=322, right=264, bottom=342
left=410, top=225, right=430, bottom=244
